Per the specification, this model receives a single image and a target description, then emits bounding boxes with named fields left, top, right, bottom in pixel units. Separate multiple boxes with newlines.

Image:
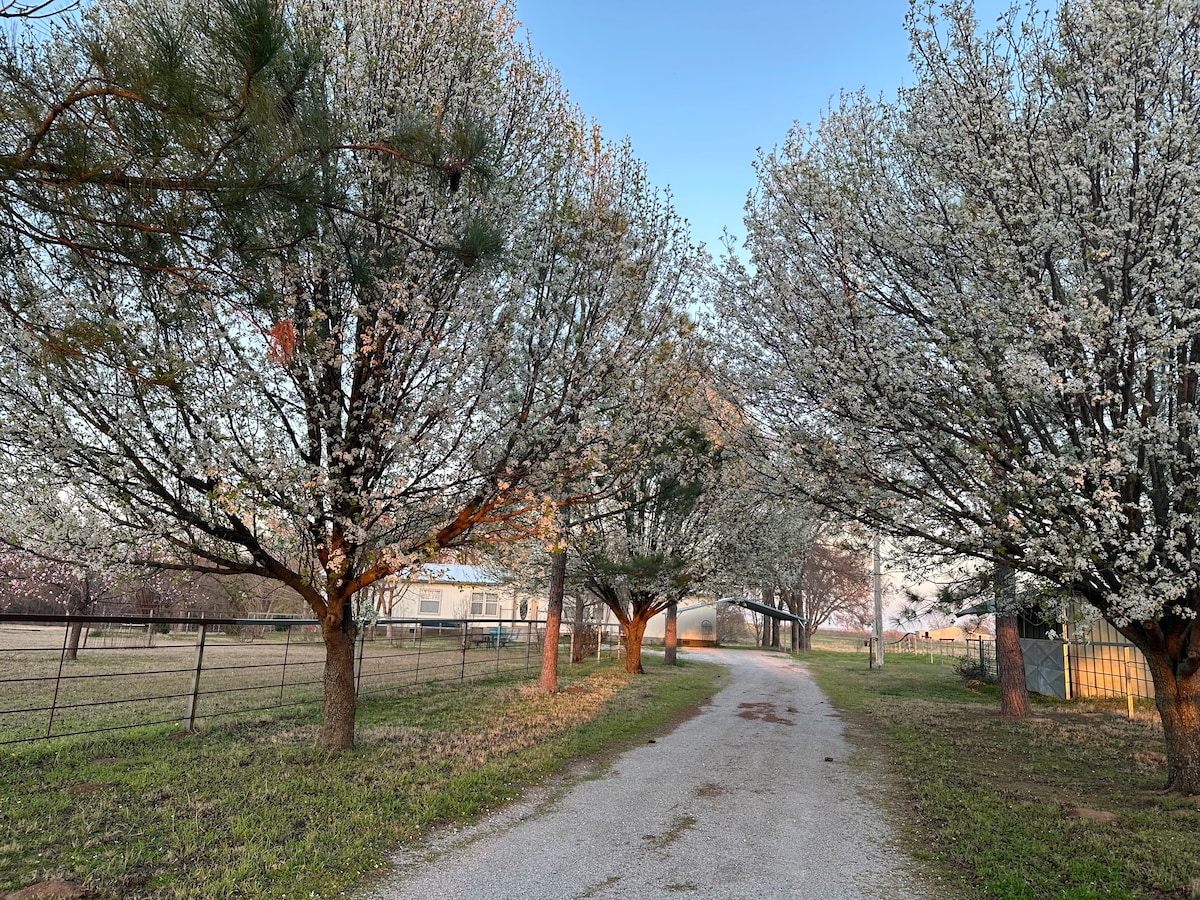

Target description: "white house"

left=375, top=564, right=535, bottom=624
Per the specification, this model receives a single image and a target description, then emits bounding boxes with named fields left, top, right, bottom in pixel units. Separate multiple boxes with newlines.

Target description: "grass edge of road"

left=804, top=649, right=1194, bottom=900
left=0, top=657, right=724, bottom=900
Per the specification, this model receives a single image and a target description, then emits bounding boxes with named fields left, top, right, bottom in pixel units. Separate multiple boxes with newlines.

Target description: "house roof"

left=399, top=564, right=506, bottom=586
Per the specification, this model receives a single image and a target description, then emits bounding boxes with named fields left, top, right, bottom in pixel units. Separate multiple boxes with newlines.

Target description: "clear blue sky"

left=516, top=0, right=1012, bottom=256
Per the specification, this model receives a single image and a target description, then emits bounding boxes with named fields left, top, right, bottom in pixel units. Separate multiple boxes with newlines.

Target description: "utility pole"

left=873, top=532, right=884, bottom=669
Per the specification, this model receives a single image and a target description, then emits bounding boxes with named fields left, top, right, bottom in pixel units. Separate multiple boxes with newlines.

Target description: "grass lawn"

left=0, top=657, right=722, bottom=899
left=804, top=649, right=1195, bottom=900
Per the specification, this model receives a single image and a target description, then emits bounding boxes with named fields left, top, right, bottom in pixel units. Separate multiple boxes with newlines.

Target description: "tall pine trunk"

left=994, top=611, right=1032, bottom=718
left=994, top=562, right=1031, bottom=718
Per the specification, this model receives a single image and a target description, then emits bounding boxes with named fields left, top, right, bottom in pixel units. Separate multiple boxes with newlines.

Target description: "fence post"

left=186, top=625, right=208, bottom=732
left=46, top=623, right=71, bottom=738
left=1123, top=645, right=1134, bottom=719
left=1063, top=641, right=1072, bottom=701
left=354, top=625, right=367, bottom=697
left=460, top=623, right=468, bottom=682
left=414, top=624, right=422, bottom=683
left=278, top=624, right=293, bottom=706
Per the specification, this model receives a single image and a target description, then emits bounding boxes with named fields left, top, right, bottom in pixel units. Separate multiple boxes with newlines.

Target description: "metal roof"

left=398, top=564, right=505, bottom=586
left=717, top=596, right=805, bottom=625
left=678, top=597, right=805, bottom=624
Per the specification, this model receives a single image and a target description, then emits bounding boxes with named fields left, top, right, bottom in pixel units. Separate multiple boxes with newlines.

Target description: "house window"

left=418, top=589, right=442, bottom=615
left=470, top=592, right=499, bottom=616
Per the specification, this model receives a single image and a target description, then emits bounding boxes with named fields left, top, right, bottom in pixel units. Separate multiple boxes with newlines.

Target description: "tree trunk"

left=570, top=591, right=590, bottom=664
left=761, top=584, right=775, bottom=647
left=317, top=615, right=358, bottom=750
left=994, top=611, right=1032, bottom=718
left=1143, top=650, right=1200, bottom=793
left=65, top=621, right=83, bottom=661
left=624, top=615, right=649, bottom=674
left=64, top=577, right=90, bottom=662
left=994, top=562, right=1031, bottom=718
left=664, top=601, right=678, bottom=666
left=540, top=546, right=566, bottom=692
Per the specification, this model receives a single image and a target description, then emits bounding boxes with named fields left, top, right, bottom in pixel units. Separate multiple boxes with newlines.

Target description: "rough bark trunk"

left=65, top=621, right=83, bottom=662
left=664, top=601, right=678, bottom=666
left=994, top=611, right=1032, bottom=718
left=570, top=591, right=589, bottom=664
left=624, top=615, right=649, bottom=674
left=540, top=546, right=566, bottom=692
left=1142, top=649, right=1200, bottom=793
left=317, top=616, right=358, bottom=750
left=64, top=577, right=89, bottom=662
left=994, top=562, right=1032, bottom=718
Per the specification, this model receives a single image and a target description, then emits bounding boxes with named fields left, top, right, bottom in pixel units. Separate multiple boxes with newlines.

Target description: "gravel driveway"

left=363, top=647, right=928, bottom=900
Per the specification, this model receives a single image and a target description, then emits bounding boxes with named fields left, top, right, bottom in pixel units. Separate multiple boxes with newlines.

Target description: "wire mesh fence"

left=891, top=633, right=1156, bottom=706
left=0, top=613, right=622, bottom=746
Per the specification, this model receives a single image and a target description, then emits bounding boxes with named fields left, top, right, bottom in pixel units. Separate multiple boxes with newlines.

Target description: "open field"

left=0, top=623, right=554, bottom=745
left=0, top=656, right=722, bottom=899
left=805, top=649, right=1189, bottom=900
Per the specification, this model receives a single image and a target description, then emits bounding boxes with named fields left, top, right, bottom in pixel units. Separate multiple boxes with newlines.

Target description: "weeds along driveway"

left=363, top=647, right=927, bottom=900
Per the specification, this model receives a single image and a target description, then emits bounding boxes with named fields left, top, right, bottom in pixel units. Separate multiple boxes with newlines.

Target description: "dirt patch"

left=3, top=879, right=88, bottom=900
left=66, top=783, right=115, bottom=795
left=736, top=702, right=795, bottom=726
left=1066, top=808, right=1118, bottom=824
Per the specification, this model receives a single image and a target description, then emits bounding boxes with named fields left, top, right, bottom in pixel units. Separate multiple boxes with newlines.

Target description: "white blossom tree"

left=0, top=0, right=700, bottom=748
left=511, top=130, right=705, bottom=691
left=718, top=0, right=1200, bottom=790
left=570, top=417, right=759, bottom=674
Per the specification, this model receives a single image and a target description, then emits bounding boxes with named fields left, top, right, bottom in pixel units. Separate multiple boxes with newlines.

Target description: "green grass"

left=0, top=625, right=547, bottom=743
left=0, top=657, right=722, bottom=899
left=804, top=649, right=1196, bottom=900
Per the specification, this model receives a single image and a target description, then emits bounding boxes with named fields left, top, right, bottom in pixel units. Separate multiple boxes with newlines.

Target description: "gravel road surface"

left=363, top=648, right=928, bottom=900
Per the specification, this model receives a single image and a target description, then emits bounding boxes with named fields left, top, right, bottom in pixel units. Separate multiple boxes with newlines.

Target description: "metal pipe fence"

left=0, top=614, right=623, bottom=746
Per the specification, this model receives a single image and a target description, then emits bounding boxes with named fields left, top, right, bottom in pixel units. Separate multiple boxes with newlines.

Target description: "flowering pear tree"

left=571, top=423, right=750, bottom=674
left=0, top=0, right=700, bottom=748
left=718, top=0, right=1200, bottom=789
left=505, top=127, right=704, bottom=691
